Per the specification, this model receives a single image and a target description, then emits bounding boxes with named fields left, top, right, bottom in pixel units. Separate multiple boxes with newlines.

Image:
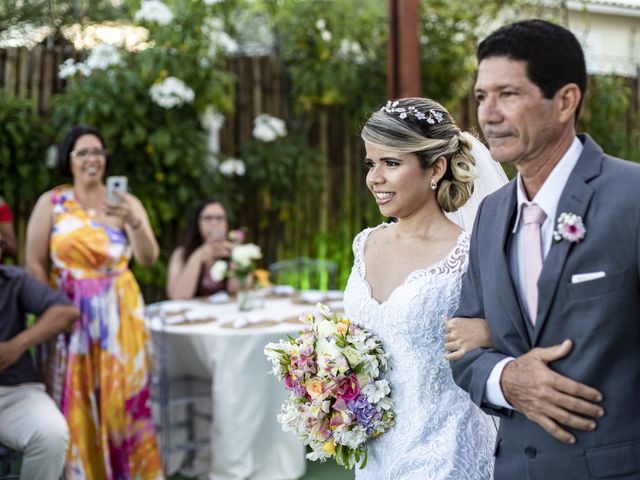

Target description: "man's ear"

left=555, top=83, right=581, bottom=124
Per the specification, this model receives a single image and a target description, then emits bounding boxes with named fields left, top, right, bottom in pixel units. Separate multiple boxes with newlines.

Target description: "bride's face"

left=364, top=143, right=433, bottom=219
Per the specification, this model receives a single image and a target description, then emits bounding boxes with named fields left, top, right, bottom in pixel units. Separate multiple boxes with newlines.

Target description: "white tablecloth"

left=146, top=296, right=340, bottom=480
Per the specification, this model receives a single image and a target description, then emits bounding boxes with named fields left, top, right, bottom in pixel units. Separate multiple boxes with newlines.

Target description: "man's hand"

left=501, top=339, right=604, bottom=444
left=0, top=340, right=24, bottom=371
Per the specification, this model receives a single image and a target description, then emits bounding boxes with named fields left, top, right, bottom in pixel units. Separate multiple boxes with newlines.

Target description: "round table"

left=146, top=296, right=334, bottom=480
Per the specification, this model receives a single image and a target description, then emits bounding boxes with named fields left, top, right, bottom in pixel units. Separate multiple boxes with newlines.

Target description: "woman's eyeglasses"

left=71, top=148, right=107, bottom=160
left=200, top=214, right=227, bottom=223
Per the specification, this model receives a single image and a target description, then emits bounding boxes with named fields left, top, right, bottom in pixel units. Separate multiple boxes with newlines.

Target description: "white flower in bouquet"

left=218, top=158, right=246, bottom=176
left=149, top=76, right=195, bottom=109
left=362, top=380, right=390, bottom=404
left=252, top=113, right=287, bottom=142
left=210, top=260, right=228, bottom=282
left=85, top=44, right=122, bottom=70
left=135, top=0, right=174, bottom=25
left=332, top=427, right=368, bottom=450
left=231, top=243, right=262, bottom=268
left=316, top=319, right=337, bottom=338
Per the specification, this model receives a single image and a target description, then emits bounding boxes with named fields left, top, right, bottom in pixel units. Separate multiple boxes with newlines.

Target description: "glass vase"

left=236, top=276, right=254, bottom=311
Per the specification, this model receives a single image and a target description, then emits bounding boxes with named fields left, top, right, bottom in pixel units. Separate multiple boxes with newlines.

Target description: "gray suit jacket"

left=452, top=134, right=640, bottom=480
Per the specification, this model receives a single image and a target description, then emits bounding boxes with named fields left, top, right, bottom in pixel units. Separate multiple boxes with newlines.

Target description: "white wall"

left=566, top=2, right=640, bottom=76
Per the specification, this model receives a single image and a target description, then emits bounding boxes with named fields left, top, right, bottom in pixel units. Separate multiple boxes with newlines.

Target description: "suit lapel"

left=493, top=181, right=531, bottom=343
left=532, top=135, right=601, bottom=345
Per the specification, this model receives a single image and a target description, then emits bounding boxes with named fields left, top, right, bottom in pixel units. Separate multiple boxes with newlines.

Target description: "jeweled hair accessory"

left=380, top=100, right=446, bottom=124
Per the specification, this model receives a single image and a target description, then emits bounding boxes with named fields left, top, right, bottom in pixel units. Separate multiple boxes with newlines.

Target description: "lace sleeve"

left=351, top=225, right=386, bottom=278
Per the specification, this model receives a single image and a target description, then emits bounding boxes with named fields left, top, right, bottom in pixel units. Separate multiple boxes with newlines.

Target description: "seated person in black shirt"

left=0, top=244, right=79, bottom=480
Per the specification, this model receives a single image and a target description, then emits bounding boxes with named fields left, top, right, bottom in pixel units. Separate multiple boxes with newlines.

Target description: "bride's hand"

left=443, top=317, right=492, bottom=361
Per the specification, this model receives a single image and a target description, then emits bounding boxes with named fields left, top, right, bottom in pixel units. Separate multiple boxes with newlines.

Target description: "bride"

left=343, top=97, right=507, bottom=479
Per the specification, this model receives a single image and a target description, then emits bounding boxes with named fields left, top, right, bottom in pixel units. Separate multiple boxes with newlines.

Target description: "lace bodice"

left=344, top=224, right=495, bottom=480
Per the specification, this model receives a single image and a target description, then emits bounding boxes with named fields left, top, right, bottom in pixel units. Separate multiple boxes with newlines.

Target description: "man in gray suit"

left=450, top=19, right=640, bottom=479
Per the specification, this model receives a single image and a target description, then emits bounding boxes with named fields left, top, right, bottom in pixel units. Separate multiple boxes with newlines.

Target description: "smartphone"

left=106, top=176, right=128, bottom=204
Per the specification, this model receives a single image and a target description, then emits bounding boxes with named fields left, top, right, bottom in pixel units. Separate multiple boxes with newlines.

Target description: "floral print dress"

left=46, top=185, right=162, bottom=480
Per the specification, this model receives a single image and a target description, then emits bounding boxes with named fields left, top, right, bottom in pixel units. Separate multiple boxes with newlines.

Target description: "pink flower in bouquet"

left=335, top=375, right=360, bottom=403
left=228, top=229, right=246, bottom=244
left=291, top=345, right=317, bottom=374
left=283, top=372, right=306, bottom=398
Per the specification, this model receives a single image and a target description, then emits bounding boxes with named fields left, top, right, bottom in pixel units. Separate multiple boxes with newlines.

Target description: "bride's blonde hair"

left=361, top=97, right=475, bottom=212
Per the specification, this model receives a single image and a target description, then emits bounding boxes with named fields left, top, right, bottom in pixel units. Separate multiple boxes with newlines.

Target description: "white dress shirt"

left=484, top=137, right=583, bottom=409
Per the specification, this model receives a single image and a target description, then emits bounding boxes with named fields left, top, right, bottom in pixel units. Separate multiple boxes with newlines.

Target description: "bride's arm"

left=443, top=317, right=492, bottom=361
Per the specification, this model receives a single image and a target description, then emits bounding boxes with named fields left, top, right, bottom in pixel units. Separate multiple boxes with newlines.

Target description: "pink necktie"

left=522, top=204, right=546, bottom=326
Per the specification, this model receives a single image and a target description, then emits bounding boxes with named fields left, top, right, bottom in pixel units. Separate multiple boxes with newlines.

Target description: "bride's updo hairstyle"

left=361, top=97, right=476, bottom=213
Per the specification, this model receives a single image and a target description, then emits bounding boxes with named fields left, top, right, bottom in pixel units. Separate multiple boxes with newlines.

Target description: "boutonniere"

left=553, top=212, right=586, bottom=243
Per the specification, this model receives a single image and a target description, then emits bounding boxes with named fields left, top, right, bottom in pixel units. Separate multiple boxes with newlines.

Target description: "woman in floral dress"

left=26, top=125, right=163, bottom=479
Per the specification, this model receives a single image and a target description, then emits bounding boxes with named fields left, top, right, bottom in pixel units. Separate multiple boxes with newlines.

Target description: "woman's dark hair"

left=180, top=197, right=228, bottom=261
left=477, top=19, right=587, bottom=120
left=58, top=125, right=108, bottom=177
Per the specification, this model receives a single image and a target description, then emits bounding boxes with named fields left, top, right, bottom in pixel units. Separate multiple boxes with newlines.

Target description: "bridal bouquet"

left=264, top=304, right=394, bottom=469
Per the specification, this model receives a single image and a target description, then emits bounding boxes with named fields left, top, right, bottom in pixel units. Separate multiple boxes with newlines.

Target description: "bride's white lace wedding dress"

left=344, top=224, right=496, bottom=480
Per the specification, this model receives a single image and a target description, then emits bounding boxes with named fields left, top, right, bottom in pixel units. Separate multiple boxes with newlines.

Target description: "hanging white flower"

left=338, top=39, right=366, bottom=65
left=85, top=44, right=122, bottom=70
left=320, top=30, right=332, bottom=42
left=203, top=17, right=238, bottom=57
left=134, top=0, right=174, bottom=26
left=45, top=145, right=58, bottom=169
left=201, top=105, right=225, bottom=131
left=252, top=113, right=287, bottom=142
left=149, top=76, right=195, bottom=109
left=204, top=17, right=224, bottom=31
left=204, top=0, right=224, bottom=4
left=58, top=58, right=91, bottom=79
left=218, top=158, right=246, bottom=176
left=232, top=12, right=275, bottom=57
left=315, top=19, right=327, bottom=31
left=58, top=58, right=78, bottom=79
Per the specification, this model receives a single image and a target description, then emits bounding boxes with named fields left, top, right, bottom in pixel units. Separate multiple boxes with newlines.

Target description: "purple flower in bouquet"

left=348, top=396, right=381, bottom=433
left=283, top=372, right=307, bottom=398
left=335, top=375, right=360, bottom=403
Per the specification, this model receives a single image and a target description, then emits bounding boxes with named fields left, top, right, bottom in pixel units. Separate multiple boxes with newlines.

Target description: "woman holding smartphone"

left=166, top=197, right=241, bottom=299
left=25, top=125, right=162, bottom=479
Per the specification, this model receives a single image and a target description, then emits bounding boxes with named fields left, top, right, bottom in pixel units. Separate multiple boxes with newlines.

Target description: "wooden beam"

left=387, top=0, right=421, bottom=99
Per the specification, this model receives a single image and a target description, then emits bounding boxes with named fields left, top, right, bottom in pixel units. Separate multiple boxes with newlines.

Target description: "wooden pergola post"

left=387, top=0, right=421, bottom=100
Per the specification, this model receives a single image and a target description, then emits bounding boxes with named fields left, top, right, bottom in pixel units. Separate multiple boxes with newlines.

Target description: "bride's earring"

left=430, top=178, right=438, bottom=190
